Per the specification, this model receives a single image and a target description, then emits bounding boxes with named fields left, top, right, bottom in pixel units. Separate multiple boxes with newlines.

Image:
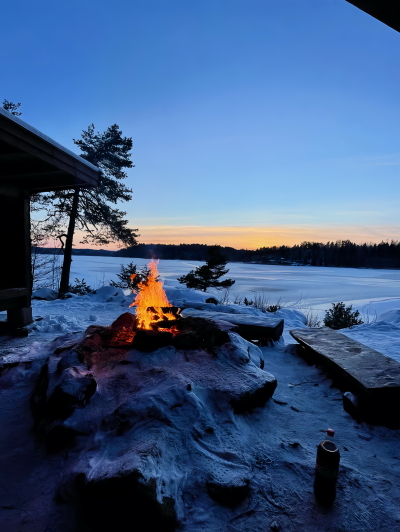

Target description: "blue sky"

left=2, top=0, right=399, bottom=248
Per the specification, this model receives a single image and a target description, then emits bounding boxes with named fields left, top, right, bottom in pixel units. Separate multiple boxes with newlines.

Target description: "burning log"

left=158, top=306, right=182, bottom=319
left=129, top=259, right=181, bottom=330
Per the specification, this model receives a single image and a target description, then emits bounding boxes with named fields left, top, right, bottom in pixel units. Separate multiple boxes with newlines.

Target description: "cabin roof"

left=0, top=107, right=102, bottom=193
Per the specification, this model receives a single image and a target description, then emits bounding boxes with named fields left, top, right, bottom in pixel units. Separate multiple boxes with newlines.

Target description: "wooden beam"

left=0, top=288, right=29, bottom=301
left=0, top=170, right=66, bottom=181
left=29, top=183, right=92, bottom=193
left=0, top=170, right=98, bottom=193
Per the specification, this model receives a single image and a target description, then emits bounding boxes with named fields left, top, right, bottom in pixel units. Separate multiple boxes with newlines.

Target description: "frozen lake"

left=66, top=255, right=400, bottom=317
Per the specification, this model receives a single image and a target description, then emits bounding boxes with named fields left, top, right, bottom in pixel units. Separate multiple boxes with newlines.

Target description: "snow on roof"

left=0, top=106, right=101, bottom=174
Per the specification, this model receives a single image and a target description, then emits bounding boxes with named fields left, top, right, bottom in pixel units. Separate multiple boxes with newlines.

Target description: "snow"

left=85, top=285, right=126, bottom=303
left=341, top=308, right=400, bottom=364
left=32, top=314, right=83, bottom=334
left=31, top=287, right=58, bottom=300
left=163, top=283, right=214, bottom=305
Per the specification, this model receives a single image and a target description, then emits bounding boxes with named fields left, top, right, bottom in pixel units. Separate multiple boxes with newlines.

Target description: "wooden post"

left=0, top=186, right=33, bottom=327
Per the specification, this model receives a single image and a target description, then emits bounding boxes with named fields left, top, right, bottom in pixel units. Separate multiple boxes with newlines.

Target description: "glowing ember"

left=130, top=259, right=179, bottom=330
left=110, top=327, right=135, bottom=345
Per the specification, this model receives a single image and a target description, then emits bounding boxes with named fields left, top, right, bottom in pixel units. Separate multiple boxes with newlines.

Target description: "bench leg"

left=7, top=307, right=33, bottom=328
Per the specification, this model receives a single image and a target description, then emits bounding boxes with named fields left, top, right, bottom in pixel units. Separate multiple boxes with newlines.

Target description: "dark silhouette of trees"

left=178, top=246, right=235, bottom=292
left=113, top=240, right=400, bottom=269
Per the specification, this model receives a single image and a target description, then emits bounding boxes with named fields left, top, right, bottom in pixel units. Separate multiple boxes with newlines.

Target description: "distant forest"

left=35, top=239, right=400, bottom=269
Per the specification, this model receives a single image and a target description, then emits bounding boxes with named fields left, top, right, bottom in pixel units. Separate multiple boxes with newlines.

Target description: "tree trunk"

left=59, top=189, right=80, bottom=296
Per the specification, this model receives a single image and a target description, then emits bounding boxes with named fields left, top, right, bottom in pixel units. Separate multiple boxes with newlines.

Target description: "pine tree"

left=38, top=124, right=139, bottom=295
left=178, top=246, right=235, bottom=292
left=110, top=262, right=151, bottom=291
left=323, top=302, right=363, bottom=330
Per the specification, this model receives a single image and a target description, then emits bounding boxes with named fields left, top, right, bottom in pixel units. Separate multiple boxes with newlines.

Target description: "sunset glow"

left=72, top=224, right=400, bottom=251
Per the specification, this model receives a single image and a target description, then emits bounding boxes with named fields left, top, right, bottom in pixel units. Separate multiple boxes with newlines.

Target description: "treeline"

left=115, top=244, right=241, bottom=261
left=254, top=240, right=400, bottom=268
left=116, top=240, right=400, bottom=268
left=34, top=240, right=400, bottom=269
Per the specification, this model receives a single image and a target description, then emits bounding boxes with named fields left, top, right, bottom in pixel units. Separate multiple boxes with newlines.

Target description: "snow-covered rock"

left=30, top=314, right=83, bottom=334
left=31, top=316, right=277, bottom=529
left=86, top=286, right=126, bottom=303
left=32, top=287, right=58, bottom=300
left=163, top=285, right=212, bottom=305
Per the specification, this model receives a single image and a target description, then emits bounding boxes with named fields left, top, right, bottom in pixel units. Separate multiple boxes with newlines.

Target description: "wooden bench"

left=290, top=327, right=400, bottom=424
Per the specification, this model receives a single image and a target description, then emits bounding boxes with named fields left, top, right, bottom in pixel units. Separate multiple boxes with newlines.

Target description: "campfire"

left=129, top=259, right=181, bottom=331
left=97, top=259, right=183, bottom=350
left=79, top=259, right=232, bottom=365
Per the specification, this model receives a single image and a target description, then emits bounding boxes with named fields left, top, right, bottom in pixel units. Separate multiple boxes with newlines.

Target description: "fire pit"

left=79, top=260, right=232, bottom=361
left=30, top=260, right=278, bottom=531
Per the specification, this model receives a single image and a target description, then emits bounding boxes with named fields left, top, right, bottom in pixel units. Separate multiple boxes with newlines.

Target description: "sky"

left=2, top=0, right=400, bottom=249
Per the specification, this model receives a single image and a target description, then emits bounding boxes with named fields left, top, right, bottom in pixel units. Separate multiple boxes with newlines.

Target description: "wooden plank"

left=1, top=170, right=66, bottom=181
left=0, top=170, right=91, bottom=190
left=0, top=288, right=29, bottom=301
left=181, top=309, right=284, bottom=341
left=289, top=328, right=400, bottom=401
left=0, top=195, right=31, bottom=308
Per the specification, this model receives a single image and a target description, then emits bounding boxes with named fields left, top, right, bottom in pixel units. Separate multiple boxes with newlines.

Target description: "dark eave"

left=346, top=1, right=400, bottom=33
left=0, top=107, right=102, bottom=193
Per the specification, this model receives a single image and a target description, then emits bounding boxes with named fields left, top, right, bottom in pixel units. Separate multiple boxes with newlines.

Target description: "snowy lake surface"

left=67, top=255, right=400, bottom=317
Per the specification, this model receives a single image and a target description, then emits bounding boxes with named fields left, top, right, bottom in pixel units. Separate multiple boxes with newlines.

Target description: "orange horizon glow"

left=59, top=224, right=400, bottom=251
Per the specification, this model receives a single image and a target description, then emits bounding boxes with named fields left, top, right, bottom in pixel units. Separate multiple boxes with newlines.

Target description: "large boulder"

left=31, top=316, right=277, bottom=530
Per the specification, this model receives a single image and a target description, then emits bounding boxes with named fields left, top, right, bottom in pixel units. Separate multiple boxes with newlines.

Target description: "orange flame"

left=129, top=259, right=177, bottom=330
